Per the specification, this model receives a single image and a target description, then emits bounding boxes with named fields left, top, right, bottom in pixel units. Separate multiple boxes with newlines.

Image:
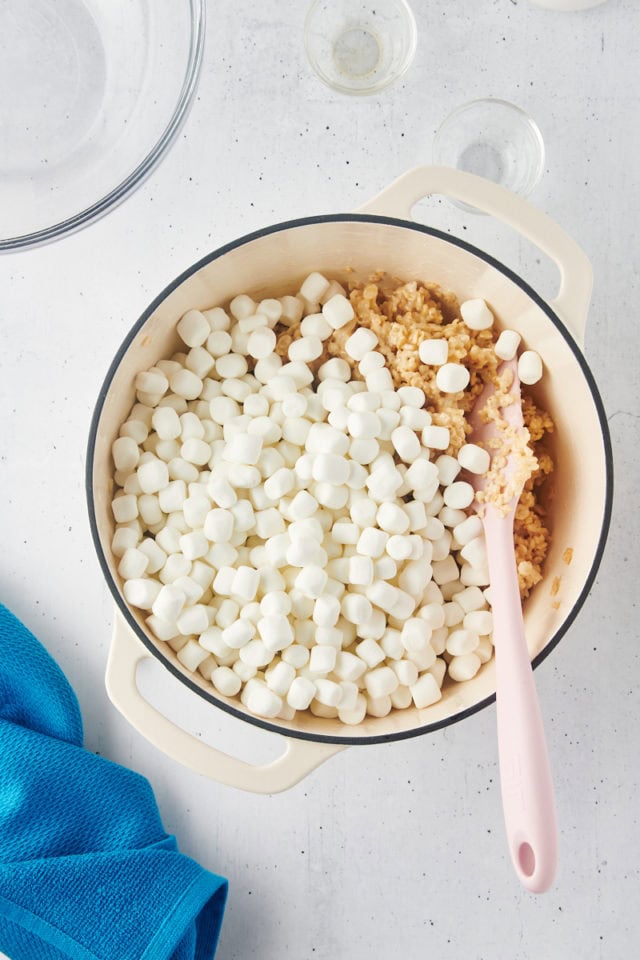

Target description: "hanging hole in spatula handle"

left=357, top=166, right=593, bottom=347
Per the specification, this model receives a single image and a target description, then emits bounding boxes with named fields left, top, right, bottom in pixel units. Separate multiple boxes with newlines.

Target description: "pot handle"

left=106, top=614, right=343, bottom=794
left=357, top=166, right=592, bottom=346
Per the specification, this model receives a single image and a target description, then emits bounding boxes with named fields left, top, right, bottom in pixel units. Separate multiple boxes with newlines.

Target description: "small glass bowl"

left=0, top=0, right=205, bottom=251
left=304, top=0, right=417, bottom=96
left=433, top=99, right=545, bottom=212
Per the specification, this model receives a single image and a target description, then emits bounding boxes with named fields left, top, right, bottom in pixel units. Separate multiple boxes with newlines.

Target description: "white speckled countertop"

left=1, top=1, right=638, bottom=957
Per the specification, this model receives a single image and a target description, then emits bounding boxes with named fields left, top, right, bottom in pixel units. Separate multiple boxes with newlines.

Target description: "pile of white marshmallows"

left=111, top=274, right=543, bottom=725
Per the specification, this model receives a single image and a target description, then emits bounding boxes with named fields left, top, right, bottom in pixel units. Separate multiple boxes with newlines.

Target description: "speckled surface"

left=0, top=1, right=638, bottom=957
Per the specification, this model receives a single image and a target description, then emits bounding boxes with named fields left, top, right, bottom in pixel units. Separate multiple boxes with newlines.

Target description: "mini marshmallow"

left=446, top=628, right=480, bottom=656
left=318, top=357, right=351, bottom=382
left=398, top=558, right=432, bottom=598
left=265, top=661, right=296, bottom=696
left=287, top=676, right=317, bottom=710
left=257, top=615, right=294, bottom=652
left=229, top=295, right=256, bottom=321
left=347, top=411, right=381, bottom=440
left=241, top=679, right=282, bottom=718
left=386, top=535, right=413, bottom=561
left=439, top=506, right=467, bottom=529
left=436, top=363, right=470, bottom=394
left=420, top=602, right=447, bottom=629
left=460, top=564, right=490, bottom=587
left=112, top=527, right=141, bottom=558
left=518, top=350, right=543, bottom=385
left=177, top=640, right=210, bottom=672
left=287, top=538, right=327, bottom=568
left=282, top=645, right=310, bottom=669
left=177, top=309, right=210, bottom=347
left=365, top=368, right=394, bottom=393
left=345, top=327, right=378, bottom=361
left=112, top=494, right=139, bottom=523
left=419, top=338, right=449, bottom=366
left=358, top=352, right=385, bottom=376
left=435, top=455, right=461, bottom=487
left=181, top=438, right=211, bottom=466
left=338, top=694, right=367, bottom=725
left=151, top=583, right=186, bottom=622
left=389, top=658, right=419, bottom=687
left=432, top=555, right=460, bottom=585
left=289, top=336, right=323, bottom=363
left=301, top=313, right=332, bottom=340
left=313, top=595, right=341, bottom=627
left=240, top=640, right=273, bottom=670
left=123, top=578, right=161, bottom=610
left=312, top=453, right=350, bottom=485
left=458, top=443, right=491, bottom=475
left=264, top=467, right=295, bottom=501
left=355, top=638, right=386, bottom=668
left=295, top=566, right=328, bottom=599
left=223, top=433, right=263, bottom=465
left=364, top=666, right=399, bottom=699
left=211, top=666, right=242, bottom=697
left=401, top=618, right=432, bottom=654
left=137, top=459, right=169, bottom=494
left=207, top=475, right=237, bottom=509
left=176, top=604, right=210, bottom=636
left=460, top=299, right=494, bottom=330
left=443, top=481, right=475, bottom=509
left=254, top=508, right=285, bottom=539
left=288, top=490, right=318, bottom=521
left=207, top=330, right=233, bottom=357
left=300, top=272, right=330, bottom=303
left=452, top=515, right=483, bottom=547
left=495, top=329, right=521, bottom=361
left=399, top=406, right=431, bottom=431
left=460, top=537, right=488, bottom=569
left=223, top=619, right=255, bottom=650
left=391, top=425, right=421, bottom=463
left=247, top=327, right=277, bottom=360
left=322, top=294, right=355, bottom=330
left=410, top=673, right=442, bottom=709
left=169, top=369, right=203, bottom=401
left=179, top=530, right=209, bottom=561
left=233, top=660, right=258, bottom=682
left=278, top=296, right=304, bottom=327
left=464, top=610, right=493, bottom=635
left=309, top=645, right=337, bottom=675
left=448, top=653, right=482, bottom=682
left=366, top=694, right=392, bottom=718
left=376, top=502, right=410, bottom=535
left=209, top=396, right=241, bottom=425
left=342, top=593, right=372, bottom=624
left=348, top=555, right=374, bottom=586
left=112, top=437, right=140, bottom=472
left=421, top=425, right=450, bottom=451
left=357, top=527, right=389, bottom=558
left=216, top=353, right=249, bottom=379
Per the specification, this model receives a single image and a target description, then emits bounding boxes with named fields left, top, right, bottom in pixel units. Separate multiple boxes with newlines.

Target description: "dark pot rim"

left=86, top=213, right=614, bottom=747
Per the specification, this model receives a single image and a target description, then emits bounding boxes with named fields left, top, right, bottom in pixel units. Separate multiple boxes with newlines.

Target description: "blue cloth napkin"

left=0, top=604, right=228, bottom=960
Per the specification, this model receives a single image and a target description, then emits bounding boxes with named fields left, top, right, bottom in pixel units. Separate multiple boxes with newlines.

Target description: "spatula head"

left=466, top=358, right=536, bottom=516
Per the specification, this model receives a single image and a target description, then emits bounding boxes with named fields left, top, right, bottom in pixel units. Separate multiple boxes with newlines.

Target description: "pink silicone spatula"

left=467, top=358, right=558, bottom=893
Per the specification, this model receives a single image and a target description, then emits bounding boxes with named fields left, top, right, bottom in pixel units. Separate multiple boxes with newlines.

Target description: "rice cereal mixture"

left=110, top=272, right=554, bottom=725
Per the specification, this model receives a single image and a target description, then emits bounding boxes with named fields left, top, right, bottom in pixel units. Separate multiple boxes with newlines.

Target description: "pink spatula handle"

left=484, top=509, right=558, bottom=893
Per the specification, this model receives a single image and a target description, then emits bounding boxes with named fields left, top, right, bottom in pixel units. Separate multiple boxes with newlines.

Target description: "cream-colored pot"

left=87, top=167, right=612, bottom=794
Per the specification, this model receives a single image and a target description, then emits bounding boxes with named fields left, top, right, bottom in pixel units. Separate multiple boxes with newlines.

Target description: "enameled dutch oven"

left=87, top=167, right=613, bottom=795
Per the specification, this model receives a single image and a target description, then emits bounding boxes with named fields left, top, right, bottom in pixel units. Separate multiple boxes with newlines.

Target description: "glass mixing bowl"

left=0, top=0, right=205, bottom=251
